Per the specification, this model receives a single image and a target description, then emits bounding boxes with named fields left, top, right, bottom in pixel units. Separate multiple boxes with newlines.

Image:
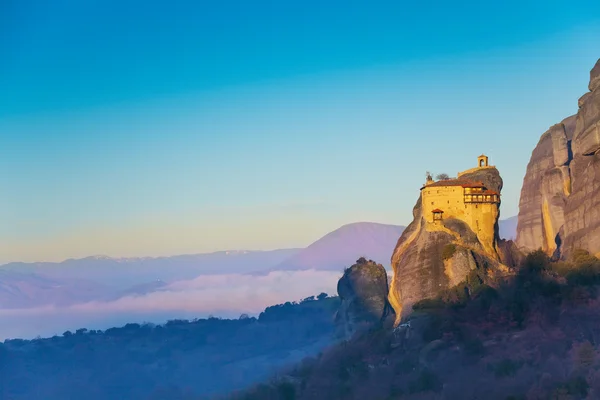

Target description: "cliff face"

left=336, top=258, right=392, bottom=337
left=516, top=59, right=600, bottom=258
left=389, top=167, right=511, bottom=324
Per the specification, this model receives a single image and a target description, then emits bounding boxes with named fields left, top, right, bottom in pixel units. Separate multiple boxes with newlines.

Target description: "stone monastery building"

left=420, top=155, right=500, bottom=255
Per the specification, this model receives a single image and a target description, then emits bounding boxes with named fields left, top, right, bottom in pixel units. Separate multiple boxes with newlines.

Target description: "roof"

left=431, top=208, right=444, bottom=213
left=478, top=154, right=487, bottom=158
left=421, top=179, right=486, bottom=189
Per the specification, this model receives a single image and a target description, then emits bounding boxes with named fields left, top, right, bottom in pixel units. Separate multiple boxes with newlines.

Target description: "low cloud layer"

left=0, top=269, right=341, bottom=340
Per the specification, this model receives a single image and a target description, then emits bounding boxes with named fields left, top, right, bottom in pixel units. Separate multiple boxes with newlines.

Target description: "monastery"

left=420, top=155, right=500, bottom=256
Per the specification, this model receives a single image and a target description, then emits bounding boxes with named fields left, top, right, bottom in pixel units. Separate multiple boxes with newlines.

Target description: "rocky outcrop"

left=335, top=258, right=392, bottom=337
left=516, top=58, right=600, bottom=258
left=515, top=116, right=576, bottom=256
left=590, top=58, right=600, bottom=92
left=389, top=167, right=512, bottom=323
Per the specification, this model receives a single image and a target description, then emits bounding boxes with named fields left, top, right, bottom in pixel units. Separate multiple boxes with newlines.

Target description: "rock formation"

left=388, top=159, right=513, bottom=324
left=516, top=58, right=600, bottom=259
left=335, top=257, right=392, bottom=337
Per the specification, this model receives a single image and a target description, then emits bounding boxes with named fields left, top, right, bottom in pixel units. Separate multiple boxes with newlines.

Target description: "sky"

left=1, top=0, right=599, bottom=263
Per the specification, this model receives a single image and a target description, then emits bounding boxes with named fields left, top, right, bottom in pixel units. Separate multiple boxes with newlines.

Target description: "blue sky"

left=1, top=0, right=599, bottom=263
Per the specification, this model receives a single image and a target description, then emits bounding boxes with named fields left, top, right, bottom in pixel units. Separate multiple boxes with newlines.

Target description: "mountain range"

left=0, top=219, right=517, bottom=311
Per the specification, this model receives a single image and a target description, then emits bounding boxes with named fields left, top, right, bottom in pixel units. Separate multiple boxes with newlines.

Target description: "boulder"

left=336, top=258, right=392, bottom=337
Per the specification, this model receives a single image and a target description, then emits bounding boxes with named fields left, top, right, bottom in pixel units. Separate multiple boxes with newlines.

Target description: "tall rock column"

left=562, top=59, right=600, bottom=257
left=516, top=58, right=600, bottom=258
left=389, top=166, right=510, bottom=324
left=515, top=116, right=576, bottom=256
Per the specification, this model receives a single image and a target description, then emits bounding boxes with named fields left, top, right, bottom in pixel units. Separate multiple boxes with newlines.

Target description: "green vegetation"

left=441, top=243, right=457, bottom=260
left=233, top=249, right=600, bottom=400
left=489, top=358, right=523, bottom=378
left=408, top=369, right=441, bottom=393
left=1, top=295, right=340, bottom=400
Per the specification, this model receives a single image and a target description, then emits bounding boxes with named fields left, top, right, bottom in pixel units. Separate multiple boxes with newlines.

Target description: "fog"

left=0, top=269, right=340, bottom=340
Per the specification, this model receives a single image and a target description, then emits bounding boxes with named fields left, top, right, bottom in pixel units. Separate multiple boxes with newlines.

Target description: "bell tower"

left=477, top=154, right=489, bottom=168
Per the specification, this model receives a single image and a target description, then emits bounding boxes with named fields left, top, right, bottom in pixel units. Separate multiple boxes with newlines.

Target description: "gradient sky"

left=1, top=1, right=599, bottom=263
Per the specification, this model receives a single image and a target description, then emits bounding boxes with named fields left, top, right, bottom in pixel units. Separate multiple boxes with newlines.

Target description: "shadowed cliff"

left=335, top=258, right=393, bottom=338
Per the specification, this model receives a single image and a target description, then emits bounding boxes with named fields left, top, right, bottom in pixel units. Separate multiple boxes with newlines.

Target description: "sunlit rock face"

left=517, top=58, right=600, bottom=259
left=515, top=116, right=576, bottom=256
left=388, top=161, right=513, bottom=325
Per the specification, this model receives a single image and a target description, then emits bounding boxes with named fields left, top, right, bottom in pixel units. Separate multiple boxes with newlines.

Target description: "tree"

left=317, top=292, right=328, bottom=300
left=425, top=171, right=433, bottom=181
left=301, top=296, right=315, bottom=303
left=436, top=173, right=450, bottom=180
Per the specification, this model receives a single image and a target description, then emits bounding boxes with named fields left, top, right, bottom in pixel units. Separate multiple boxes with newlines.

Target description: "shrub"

left=442, top=244, right=457, bottom=260
left=519, top=250, right=550, bottom=278
left=491, top=359, right=522, bottom=378
left=408, top=369, right=442, bottom=393
left=463, top=337, right=485, bottom=357
left=276, top=381, right=296, bottom=400
left=413, top=298, right=446, bottom=311
left=573, top=341, right=596, bottom=370
left=552, top=376, right=589, bottom=398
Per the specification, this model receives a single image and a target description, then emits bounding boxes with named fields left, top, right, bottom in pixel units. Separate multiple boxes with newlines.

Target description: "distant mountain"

left=0, top=270, right=112, bottom=308
left=0, top=249, right=301, bottom=290
left=0, top=250, right=301, bottom=309
left=499, top=216, right=518, bottom=240
left=273, top=222, right=406, bottom=272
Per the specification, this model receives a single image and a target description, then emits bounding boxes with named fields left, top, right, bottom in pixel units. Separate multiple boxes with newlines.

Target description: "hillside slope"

left=274, top=222, right=405, bottom=272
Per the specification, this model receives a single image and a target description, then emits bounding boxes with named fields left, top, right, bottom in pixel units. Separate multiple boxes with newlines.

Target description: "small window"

left=431, top=202, right=434, bottom=205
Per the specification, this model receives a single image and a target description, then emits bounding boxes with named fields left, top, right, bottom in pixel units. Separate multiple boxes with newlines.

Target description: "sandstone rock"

left=389, top=166, right=511, bottom=323
left=590, top=58, right=600, bottom=92
left=516, top=115, right=576, bottom=254
left=517, top=58, right=600, bottom=259
left=336, top=257, right=392, bottom=337
left=497, top=239, right=523, bottom=268
left=579, top=92, right=592, bottom=109
left=573, top=89, right=600, bottom=156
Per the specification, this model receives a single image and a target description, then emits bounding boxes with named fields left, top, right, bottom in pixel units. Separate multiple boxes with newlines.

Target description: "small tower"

left=432, top=209, right=444, bottom=223
left=477, top=154, right=489, bottom=168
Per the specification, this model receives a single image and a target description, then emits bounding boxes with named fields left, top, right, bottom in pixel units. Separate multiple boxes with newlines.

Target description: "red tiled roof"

left=421, top=179, right=485, bottom=189
left=460, top=182, right=486, bottom=188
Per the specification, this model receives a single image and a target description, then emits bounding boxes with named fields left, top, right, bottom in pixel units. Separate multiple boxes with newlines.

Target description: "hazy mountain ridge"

left=0, top=220, right=517, bottom=313
left=499, top=215, right=518, bottom=240
left=273, top=222, right=406, bottom=272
